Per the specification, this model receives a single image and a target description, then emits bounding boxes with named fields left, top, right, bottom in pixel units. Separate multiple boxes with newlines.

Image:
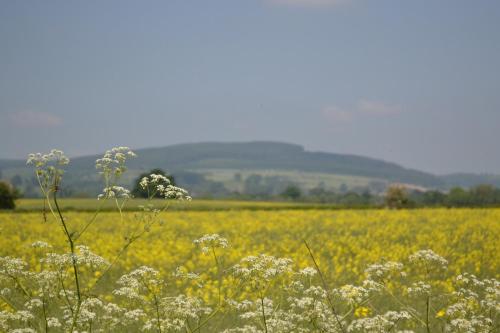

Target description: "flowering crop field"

left=2, top=208, right=499, bottom=284
left=2, top=148, right=499, bottom=332
left=1, top=207, right=499, bottom=332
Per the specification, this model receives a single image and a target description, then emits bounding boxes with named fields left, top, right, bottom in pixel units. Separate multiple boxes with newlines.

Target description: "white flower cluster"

left=226, top=298, right=300, bottom=333
left=95, top=146, right=136, bottom=177
left=448, top=317, right=493, bottom=332
left=348, top=311, right=412, bottom=332
left=26, top=149, right=70, bottom=192
left=93, top=147, right=136, bottom=202
left=26, top=149, right=69, bottom=168
left=30, top=241, right=52, bottom=249
left=97, top=185, right=131, bottom=200
left=140, top=173, right=192, bottom=201
left=365, top=260, right=404, bottom=282
left=407, top=281, right=432, bottom=297
left=232, top=254, right=293, bottom=284
left=172, top=266, right=200, bottom=281
left=287, top=286, right=341, bottom=332
left=334, top=284, right=370, bottom=305
left=114, top=266, right=162, bottom=301
left=408, top=249, right=448, bottom=270
left=42, top=246, right=109, bottom=270
left=228, top=288, right=345, bottom=333
left=442, top=273, right=499, bottom=332
left=297, top=267, right=317, bottom=277
left=0, top=256, right=28, bottom=277
left=0, top=310, right=35, bottom=332
left=163, top=185, right=192, bottom=200
left=139, top=173, right=170, bottom=189
left=193, top=234, right=229, bottom=254
left=146, top=294, right=211, bottom=331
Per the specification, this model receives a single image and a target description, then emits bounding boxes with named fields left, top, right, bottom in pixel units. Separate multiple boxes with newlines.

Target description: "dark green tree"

left=446, top=187, right=470, bottom=207
left=469, top=184, right=498, bottom=206
left=419, top=190, right=446, bottom=207
left=0, top=181, right=18, bottom=209
left=281, top=185, right=302, bottom=200
left=131, top=168, right=175, bottom=198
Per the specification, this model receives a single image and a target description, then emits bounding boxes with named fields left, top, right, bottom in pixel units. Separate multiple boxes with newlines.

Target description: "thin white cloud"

left=321, top=106, right=353, bottom=124
left=322, top=100, right=403, bottom=125
left=357, top=100, right=402, bottom=117
left=266, top=0, right=350, bottom=7
left=7, top=111, right=63, bottom=128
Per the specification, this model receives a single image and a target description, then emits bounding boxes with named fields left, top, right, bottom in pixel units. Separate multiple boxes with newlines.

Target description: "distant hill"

left=1, top=141, right=499, bottom=197
left=440, top=173, right=500, bottom=188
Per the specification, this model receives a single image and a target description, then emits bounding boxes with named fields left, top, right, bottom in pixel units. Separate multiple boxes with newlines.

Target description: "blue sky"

left=1, top=0, right=499, bottom=174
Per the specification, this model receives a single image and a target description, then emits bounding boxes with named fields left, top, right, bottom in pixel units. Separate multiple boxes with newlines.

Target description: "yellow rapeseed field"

left=1, top=208, right=498, bottom=289
left=4, top=149, right=498, bottom=331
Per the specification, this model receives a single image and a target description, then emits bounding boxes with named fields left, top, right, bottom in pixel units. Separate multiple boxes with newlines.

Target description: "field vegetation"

left=0, top=147, right=498, bottom=332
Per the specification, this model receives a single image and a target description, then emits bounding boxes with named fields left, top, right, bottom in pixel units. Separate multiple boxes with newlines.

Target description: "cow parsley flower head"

left=27, top=149, right=69, bottom=168
left=335, top=285, right=370, bottom=305
left=348, top=311, right=411, bottom=332
left=27, top=149, right=70, bottom=191
left=95, top=146, right=136, bottom=178
left=409, top=249, right=448, bottom=271
left=24, top=298, right=43, bottom=310
left=193, top=234, right=229, bottom=254
left=139, top=174, right=171, bottom=189
left=163, top=185, right=191, bottom=201
left=42, top=246, right=108, bottom=270
left=365, top=261, right=404, bottom=282
left=173, top=266, right=200, bottom=281
left=407, top=281, right=432, bottom=297
left=231, top=254, right=293, bottom=288
left=114, top=266, right=162, bottom=301
left=298, top=267, right=317, bottom=277
left=31, top=241, right=52, bottom=249
left=0, top=257, right=28, bottom=276
left=47, top=317, right=61, bottom=328
left=97, top=186, right=131, bottom=200
left=138, top=173, right=191, bottom=200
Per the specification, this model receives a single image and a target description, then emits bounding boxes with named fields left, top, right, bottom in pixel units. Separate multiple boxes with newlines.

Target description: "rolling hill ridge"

left=1, top=141, right=499, bottom=197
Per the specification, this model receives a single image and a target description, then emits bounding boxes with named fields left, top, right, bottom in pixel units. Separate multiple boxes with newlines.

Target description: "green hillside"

left=1, top=141, right=498, bottom=197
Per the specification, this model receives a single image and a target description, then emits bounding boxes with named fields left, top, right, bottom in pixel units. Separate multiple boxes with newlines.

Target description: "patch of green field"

left=13, top=198, right=337, bottom=212
left=195, top=168, right=384, bottom=191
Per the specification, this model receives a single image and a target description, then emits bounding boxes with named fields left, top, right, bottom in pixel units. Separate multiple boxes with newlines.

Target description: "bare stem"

left=426, top=296, right=431, bottom=333
left=260, top=294, right=268, bottom=333
left=303, top=239, right=346, bottom=333
left=212, top=247, right=222, bottom=305
left=53, top=187, right=82, bottom=331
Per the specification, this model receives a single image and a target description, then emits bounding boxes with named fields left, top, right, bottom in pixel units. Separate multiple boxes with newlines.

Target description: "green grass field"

left=12, top=198, right=340, bottom=212
left=197, top=168, right=383, bottom=192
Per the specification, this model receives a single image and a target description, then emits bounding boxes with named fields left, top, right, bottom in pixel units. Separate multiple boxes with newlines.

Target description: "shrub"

left=385, top=185, right=413, bottom=209
left=0, top=180, right=17, bottom=209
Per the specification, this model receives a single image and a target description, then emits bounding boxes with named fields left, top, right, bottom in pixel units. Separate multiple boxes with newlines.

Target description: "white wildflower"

left=31, top=241, right=52, bottom=249
left=365, top=261, right=404, bottom=282
left=193, top=234, right=229, bottom=254
left=409, top=249, right=448, bottom=270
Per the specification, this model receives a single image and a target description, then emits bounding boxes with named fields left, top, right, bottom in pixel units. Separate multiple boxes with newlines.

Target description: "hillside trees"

left=280, top=185, right=302, bottom=200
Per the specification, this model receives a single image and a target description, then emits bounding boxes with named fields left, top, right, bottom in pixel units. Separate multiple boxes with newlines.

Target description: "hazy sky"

left=1, top=0, right=499, bottom=174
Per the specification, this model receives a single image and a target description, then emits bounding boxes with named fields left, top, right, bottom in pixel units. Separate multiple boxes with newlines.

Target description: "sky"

left=1, top=0, right=499, bottom=175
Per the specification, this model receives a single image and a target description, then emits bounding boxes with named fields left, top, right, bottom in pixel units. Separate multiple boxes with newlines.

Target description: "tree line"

left=3, top=168, right=500, bottom=209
